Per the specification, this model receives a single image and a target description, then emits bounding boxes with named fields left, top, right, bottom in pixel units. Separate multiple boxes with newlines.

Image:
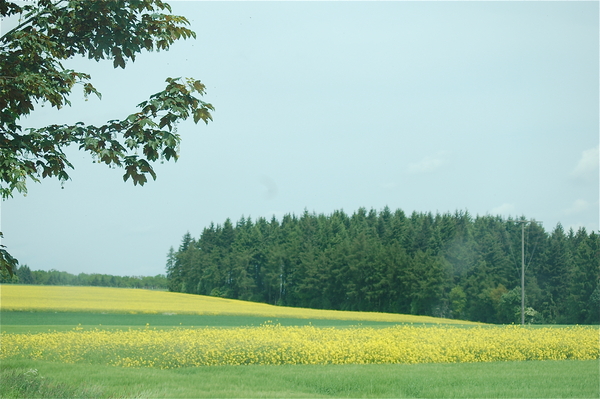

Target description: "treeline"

left=0, top=266, right=168, bottom=290
left=167, top=208, right=599, bottom=325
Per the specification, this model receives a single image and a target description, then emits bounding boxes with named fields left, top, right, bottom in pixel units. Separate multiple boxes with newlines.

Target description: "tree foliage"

left=0, top=0, right=213, bottom=276
left=0, top=264, right=169, bottom=290
left=168, top=208, right=600, bottom=324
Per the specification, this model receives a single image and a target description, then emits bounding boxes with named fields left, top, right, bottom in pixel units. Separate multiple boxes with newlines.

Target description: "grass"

left=0, top=311, right=409, bottom=334
left=1, top=310, right=587, bottom=334
left=0, top=366, right=110, bottom=399
left=1, top=359, right=598, bottom=398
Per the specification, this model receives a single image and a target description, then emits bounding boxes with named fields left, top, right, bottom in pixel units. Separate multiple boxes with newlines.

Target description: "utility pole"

left=514, top=219, right=542, bottom=325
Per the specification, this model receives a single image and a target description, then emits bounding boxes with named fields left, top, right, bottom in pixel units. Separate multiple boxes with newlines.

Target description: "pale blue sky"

left=2, top=1, right=598, bottom=276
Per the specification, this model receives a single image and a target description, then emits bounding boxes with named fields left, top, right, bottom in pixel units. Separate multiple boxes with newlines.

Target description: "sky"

left=1, top=1, right=598, bottom=277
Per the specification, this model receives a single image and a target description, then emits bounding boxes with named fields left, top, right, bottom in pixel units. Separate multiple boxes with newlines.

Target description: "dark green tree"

left=497, top=287, right=521, bottom=324
left=449, top=285, right=466, bottom=319
left=539, top=224, right=572, bottom=322
left=15, top=264, right=34, bottom=284
left=464, top=259, right=497, bottom=322
left=443, top=210, right=476, bottom=284
left=165, top=208, right=597, bottom=324
left=165, top=246, right=180, bottom=292
left=0, top=0, right=214, bottom=276
left=406, top=250, right=448, bottom=317
left=565, top=230, right=600, bottom=324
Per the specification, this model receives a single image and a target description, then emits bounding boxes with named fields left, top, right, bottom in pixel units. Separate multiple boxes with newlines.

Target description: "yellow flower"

left=1, top=325, right=597, bottom=369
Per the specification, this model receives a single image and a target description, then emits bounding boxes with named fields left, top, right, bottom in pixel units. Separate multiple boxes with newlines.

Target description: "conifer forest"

left=166, top=208, right=599, bottom=324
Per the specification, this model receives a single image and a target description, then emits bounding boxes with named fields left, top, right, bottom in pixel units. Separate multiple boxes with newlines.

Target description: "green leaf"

left=0, top=0, right=212, bottom=277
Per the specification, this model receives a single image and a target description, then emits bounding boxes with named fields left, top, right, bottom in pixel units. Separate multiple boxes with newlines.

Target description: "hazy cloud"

left=565, top=199, right=589, bottom=215
left=490, top=203, right=515, bottom=217
left=408, top=153, right=446, bottom=174
left=572, top=146, right=599, bottom=179
left=259, top=175, right=278, bottom=200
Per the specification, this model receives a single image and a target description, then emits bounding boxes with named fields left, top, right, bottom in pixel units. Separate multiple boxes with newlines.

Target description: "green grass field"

left=2, top=358, right=598, bottom=398
left=0, top=310, right=410, bottom=334
left=1, top=286, right=598, bottom=398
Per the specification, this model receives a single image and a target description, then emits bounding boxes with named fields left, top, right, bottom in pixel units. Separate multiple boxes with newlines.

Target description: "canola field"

left=1, top=324, right=597, bottom=369
left=1, top=285, right=598, bottom=370
left=0, top=284, right=476, bottom=324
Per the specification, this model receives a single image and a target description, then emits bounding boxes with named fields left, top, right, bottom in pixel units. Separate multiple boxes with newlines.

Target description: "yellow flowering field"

left=1, top=324, right=597, bottom=368
left=0, top=285, right=478, bottom=324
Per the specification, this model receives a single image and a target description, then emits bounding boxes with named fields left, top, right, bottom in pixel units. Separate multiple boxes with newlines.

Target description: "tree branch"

left=0, top=0, right=68, bottom=42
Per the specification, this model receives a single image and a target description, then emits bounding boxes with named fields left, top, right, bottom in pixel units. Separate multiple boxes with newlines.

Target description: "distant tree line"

left=167, top=208, right=599, bottom=325
left=0, top=266, right=168, bottom=290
